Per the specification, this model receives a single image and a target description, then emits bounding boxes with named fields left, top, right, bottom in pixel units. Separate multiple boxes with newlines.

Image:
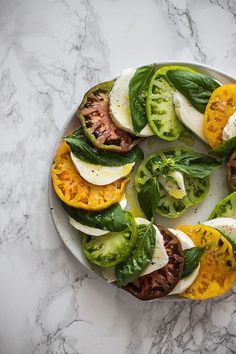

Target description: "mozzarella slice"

left=204, top=217, right=236, bottom=243
left=119, top=196, right=127, bottom=210
left=102, top=218, right=169, bottom=283
left=70, top=152, right=134, bottom=186
left=102, top=267, right=117, bottom=283
left=173, top=92, right=208, bottom=144
left=168, top=228, right=200, bottom=295
left=222, top=111, right=236, bottom=141
left=170, top=265, right=200, bottom=296
left=169, top=229, right=195, bottom=249
left=139, top=124, right=154, bottom=137
left=109, top=68, right=154, bottom=137
left=158, top=171, right=186, bottom=199
left=69, top=217, right=109, bottom=236
left=69, top=197, right=127, bottom=237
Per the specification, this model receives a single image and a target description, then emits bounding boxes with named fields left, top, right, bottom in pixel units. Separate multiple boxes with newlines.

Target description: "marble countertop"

left=1, top=0, right=236, bottom=353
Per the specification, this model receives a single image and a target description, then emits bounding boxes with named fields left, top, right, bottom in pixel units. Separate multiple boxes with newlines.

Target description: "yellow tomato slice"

left=51, top=142, right=130, bottom=210
left=204, top=85, right=236, bottom=147
left=177, top=224, right=236, bottom=300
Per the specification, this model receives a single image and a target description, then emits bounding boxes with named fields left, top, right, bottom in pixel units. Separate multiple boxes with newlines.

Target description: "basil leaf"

left=166, top=70, right=220, bottom=113
left=182, top=247, right=204, bottom=278
left=137, top=178, right=160, bottom=219
left=62, top=202, right=127, bottom=232
left=116, top=222, right=156, bottom=287
left=210, top=137, right=236, bottom=158
left=129, top=64, right=157, bottom=134
left=64, top=129, right=144, bottom=166
left=173, top=151, right=223, bottom=178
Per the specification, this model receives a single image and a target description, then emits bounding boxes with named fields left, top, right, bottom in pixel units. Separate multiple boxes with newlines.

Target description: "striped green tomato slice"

left=146, top=66, right=196, bottom=141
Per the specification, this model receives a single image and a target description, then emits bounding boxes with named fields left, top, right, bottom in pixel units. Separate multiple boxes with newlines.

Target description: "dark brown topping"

left=124, top=225, right=184, bottom=300
left=79, top=89, right=136, bottom=152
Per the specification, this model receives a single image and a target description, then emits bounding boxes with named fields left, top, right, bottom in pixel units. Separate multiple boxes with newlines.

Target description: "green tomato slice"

left=209, top=191, right=236, bottom=219
left=82, top=213, right=137, bottom=267
left=135, top=149, right=209, bottom=218
left=146, top=66, right=195, bottom=141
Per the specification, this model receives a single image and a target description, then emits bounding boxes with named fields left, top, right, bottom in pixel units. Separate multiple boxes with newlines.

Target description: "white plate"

left=48, top=61, right=236, bottom=301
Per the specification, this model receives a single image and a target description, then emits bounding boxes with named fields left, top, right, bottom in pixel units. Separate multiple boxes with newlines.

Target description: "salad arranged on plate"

left=51, top=64, right=236, bottom=301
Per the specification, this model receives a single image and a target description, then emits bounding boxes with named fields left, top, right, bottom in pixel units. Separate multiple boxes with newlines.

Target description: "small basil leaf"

left=137, top=178, right=160, bottom=219
left=129, top=64, right=157, bottom=134
left=116, top=222, right=156, bottom=287
left=210, top=137, right=236, bottom=158
left=62, top=202, right=127, bottom=232
left=166, top=70, right=220, bottom=113
left=173, top=151, right=223, bottom=178
left=182, top=247, right=205, bottom=278
left=64, top=129, right=144, bottom=166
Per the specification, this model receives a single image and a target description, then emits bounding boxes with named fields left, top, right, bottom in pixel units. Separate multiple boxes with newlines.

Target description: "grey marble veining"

left=1, top=0, right=236, bottom=353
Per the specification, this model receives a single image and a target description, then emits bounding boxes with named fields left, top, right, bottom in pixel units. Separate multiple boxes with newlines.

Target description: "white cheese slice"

left=169, top=229, right=195, bottom=249
left=168, top=229, right=200, bottom=295
left=69, top=217, right=109, bottom=236
left=222, top=111, right=236, bottom=141
left=204, top=217, right=236, bottom=243
left=109, top=68, right=154, bottom=137
left=102, top=267, right=117, bottom=283
left=158, top=171, right=186, bottom=199
left=119, top=197, right=127, bottom=210
left=139, top=124, right=154, bottom=137
left=173, top=92, right=208, bottom=144
left=70, top=152, right=134, bottom=186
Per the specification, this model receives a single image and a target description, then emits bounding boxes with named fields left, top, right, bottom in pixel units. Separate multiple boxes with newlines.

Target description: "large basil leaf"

left=62, top=202, right=127, bottom=232
left=137, top=178, right=160, bottom=219
left=166, top=70, right=220, bottom=113
left=64, top=129, right=144, bottom=166
left=129, top=64, right=157, bottom=134
left=210, top=137, right=236, bottom=158
left=116, top=222, right=156, bottom=287
left=173, top=151, right=223, bottom=178
left=182, top=247, right=204, bottom=278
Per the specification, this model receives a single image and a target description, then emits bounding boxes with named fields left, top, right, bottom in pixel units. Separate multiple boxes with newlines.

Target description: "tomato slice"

left=146, top=66, right=195, bottom=141
left=177, top=224, right=236, bottom=300
left=124, top=226, right=184, bottom=300
left=209, top=191, right=236, bottom=219
left=51, top=142, right=130, bottom=210
left=83, top=213, right=137, bottom=267
left=78, top=80, right=140, bottom=152
left=204, top=85, right=236, bottom=147
left=135, top=148, right=209, bottom=218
